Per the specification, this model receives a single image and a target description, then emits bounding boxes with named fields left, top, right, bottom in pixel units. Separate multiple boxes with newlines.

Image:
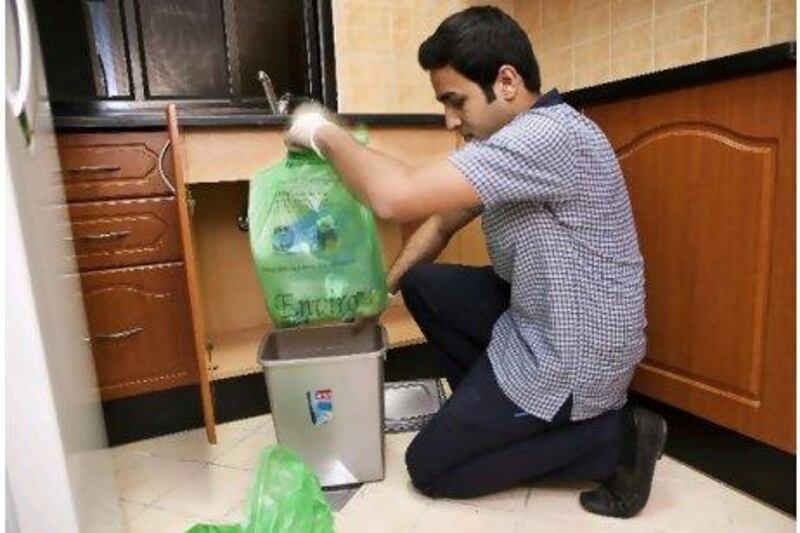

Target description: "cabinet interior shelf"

left=207, top=305, right=424, bottom=381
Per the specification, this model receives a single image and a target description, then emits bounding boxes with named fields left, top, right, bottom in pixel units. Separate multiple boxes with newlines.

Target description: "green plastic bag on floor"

left=248, top=147, right=388, bottom=327
left=185, top=445, right=333, bottom=533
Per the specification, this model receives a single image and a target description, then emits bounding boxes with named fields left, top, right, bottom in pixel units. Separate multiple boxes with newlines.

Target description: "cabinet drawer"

left=58, top=132, right=175, bottom=202
left=81, top=263, right=198, bottom=399
left=69, top=197, right=182, bottom=271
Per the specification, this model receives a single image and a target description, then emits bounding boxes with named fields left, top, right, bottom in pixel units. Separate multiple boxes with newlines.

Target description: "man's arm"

left=386, top=207, right=480, bottom=293
left=314, top=124, right=481, bottom=222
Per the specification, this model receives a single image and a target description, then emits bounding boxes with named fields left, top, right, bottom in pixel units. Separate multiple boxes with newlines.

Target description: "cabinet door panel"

left=585, top=68, right=795, bottom=452
left=81, top=263, right=198, bottom=399
left=69, top=197, right=182, bottom=271
left=58, top=132, right=174, bottom=202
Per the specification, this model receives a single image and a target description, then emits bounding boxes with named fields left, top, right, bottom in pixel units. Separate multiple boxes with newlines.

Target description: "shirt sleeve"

left=448, top=113, right=578, bottom=207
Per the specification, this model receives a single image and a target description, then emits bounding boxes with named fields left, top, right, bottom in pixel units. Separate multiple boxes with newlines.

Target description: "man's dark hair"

left=418, top=6, right=541, bottom=102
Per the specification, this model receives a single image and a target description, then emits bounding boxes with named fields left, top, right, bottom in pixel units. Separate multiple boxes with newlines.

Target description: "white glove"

left=286, top=107, right=332, bottom=159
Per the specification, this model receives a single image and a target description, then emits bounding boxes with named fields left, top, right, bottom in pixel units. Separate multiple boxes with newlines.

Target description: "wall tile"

left=332, top=0, right=794, bottom=112
left=488, top=0, right=519, bottom=15
left=770, top=0, right=796, bottom=15
left=390, top=7, right=417, bottom=33
left=707, top=19, right=769, bottom=58
left=576, top=0, right=612, bottom=11
left=538, top=47, right=575, bottom=91
left=391, top=31, right=421, bottom=55
left=612, top=0, right=654, bottom=31
left=769, top=0, right=796, bottom=42
left=707, top=0, right=768, bottom=35
left=612, top=20, right=654, bottom=57
left=655, top=4, right=705, bottom=46
left=769, top=14, right=797, bottom=42
left=339, top=2, right=391, bottom=29
left=574, top=61, right=612, bottom=87
left=573, top=35, right=611, bottom=88
left=517, top=0, right=543, bottom=38
left=539, top=18, right=576, bottom=51
left=655, top=37, right=704, bottom=68
left=543, top=0, right=575, bottom=23
left=350, top=30, right=394, bottom=55
left=575, top=36, right=612, bottom=65
left=611, top=50, right=656, bottom=78
left=655, top=0, right=704, bottom=17
left=573, top=2, right=612, bottom=43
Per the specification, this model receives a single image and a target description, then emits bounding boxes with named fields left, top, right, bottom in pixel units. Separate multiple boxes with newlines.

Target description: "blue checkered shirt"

left=449, top=89, right=646, bottom=421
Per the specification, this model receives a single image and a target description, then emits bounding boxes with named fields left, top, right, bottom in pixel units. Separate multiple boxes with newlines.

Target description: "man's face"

left=429, top=66, right=509, bottom=142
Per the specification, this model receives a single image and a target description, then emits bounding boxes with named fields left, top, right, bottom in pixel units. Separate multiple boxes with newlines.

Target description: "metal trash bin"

left=258, top=322, right=386, bottom=487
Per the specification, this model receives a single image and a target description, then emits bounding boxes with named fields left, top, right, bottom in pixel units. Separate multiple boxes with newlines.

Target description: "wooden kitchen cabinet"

left=80, top=263, right=198, bottom=400
left=169, top=117, right=481, bottom=383
left=57, top=113, right=488, bottom=444
left=584, top=67, right=796, bottom=452
left=57, top=131, right=206, bottom=409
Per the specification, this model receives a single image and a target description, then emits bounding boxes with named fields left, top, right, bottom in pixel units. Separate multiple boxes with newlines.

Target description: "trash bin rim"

left=259, top=349, right=385, bottom=368
left=257, top=322, right=388, bottom=367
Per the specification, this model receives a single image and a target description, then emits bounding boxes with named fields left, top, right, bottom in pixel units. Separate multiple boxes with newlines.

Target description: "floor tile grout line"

left=523, top=486, right=533, bottom=507
left=113, top=416, right=269, bottom=457
left=143, top=462, right=254, bottom=522
left=145, top=501, right=224, bottom=526
left=138, top=463, right=215, bottom=511
left=148, top=496, right=239, bottom=525
left=114, top=427, right=266, bottom=465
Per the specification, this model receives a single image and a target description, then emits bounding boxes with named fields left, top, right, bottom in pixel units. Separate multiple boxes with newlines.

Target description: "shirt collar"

left=532, top=89, right=563, bottom=108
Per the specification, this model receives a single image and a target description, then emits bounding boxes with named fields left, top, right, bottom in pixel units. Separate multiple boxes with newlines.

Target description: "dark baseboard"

left=629, top=392, right=796, bottom=516
left=102, top=343, right=440, bottom=446
left=102, top=343, right=795, bottom=515
left=103, top=383, right=206, bottom=445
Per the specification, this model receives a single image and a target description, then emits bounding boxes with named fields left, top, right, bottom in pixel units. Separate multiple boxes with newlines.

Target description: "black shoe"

left=579, top=407, right=667, bottom=518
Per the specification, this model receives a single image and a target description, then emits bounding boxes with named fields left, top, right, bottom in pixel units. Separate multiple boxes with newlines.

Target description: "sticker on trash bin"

left=307, top=389, right=333, bottom=426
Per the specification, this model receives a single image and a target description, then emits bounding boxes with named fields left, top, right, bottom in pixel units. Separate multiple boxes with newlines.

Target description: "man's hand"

left=285, top=104, right=336, bottom=158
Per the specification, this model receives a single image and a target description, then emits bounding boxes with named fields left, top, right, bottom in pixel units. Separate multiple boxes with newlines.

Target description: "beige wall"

left=333, top=0, right=796, bottom=113
left=532, top=0, right=796, bottom=94
left=332, top=0, right=518, bottom=113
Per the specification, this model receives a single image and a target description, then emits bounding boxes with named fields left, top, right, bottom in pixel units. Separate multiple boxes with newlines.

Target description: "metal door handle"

left=8, top=0, right=31, bottom=118
left=78, top=230, right=131, bottom=241
left=89, top=327, right=144, bottom=341
left=66, top=165, right=122, bottom=173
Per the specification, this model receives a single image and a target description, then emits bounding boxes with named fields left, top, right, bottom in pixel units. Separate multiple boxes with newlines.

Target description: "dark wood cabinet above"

left=137, top=0, right=231, bottom=99
left=33, top=0, right=336, bottom=114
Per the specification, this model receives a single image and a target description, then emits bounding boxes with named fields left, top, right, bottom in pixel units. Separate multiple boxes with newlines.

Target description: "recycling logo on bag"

left=307, top=389, right=333, bottom=426
left=248, top=149, right=389, bottom=328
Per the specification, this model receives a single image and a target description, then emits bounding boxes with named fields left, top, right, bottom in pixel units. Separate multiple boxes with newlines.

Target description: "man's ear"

left=495, top=64, right=520, bottom=101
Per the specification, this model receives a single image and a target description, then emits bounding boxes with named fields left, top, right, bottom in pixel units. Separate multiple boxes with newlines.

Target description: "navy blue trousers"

left=401, top=263, right=624, bottom=498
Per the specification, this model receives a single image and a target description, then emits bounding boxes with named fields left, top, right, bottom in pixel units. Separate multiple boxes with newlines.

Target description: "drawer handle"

left=66, top=165, right=122, bottom=174
left=89, top=327, right=144, bottom=341
left=157, top=140, right=176, bottom=194
left=78, top=230, right=131, bottom=241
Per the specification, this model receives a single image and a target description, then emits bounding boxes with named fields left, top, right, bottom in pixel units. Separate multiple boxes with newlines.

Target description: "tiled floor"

left=110, top=414, right=795, bottom=532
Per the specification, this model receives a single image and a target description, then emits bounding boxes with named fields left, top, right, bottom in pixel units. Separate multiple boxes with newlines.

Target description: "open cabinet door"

left=166, top=104, right=217, bottom=443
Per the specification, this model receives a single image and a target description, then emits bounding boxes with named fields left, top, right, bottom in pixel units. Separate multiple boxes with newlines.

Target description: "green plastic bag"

left=186, top=445, right=334, bottom=533
left=248, top=148, right=388, bottom=327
